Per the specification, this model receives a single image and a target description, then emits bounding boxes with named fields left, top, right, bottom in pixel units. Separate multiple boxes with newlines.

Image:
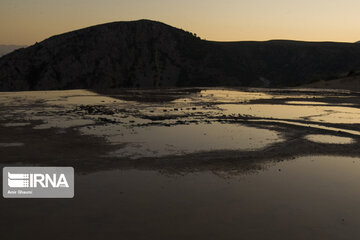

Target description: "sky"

left=1, top=0, right=360, bottom=45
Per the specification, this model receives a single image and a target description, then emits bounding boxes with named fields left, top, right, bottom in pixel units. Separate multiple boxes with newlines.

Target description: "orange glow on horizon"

left=1, top=0, right=360, bottom=45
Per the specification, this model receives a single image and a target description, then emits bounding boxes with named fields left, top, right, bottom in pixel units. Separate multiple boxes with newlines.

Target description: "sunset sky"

left=1, top=0, right=360, bottom=45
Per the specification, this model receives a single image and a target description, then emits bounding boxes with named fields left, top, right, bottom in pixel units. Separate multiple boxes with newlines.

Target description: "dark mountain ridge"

left=1, top=19, right=360, bottom=91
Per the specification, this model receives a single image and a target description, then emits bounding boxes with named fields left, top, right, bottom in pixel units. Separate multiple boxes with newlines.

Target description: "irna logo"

left=8, top=172, right=69, bottom=188
left=3, top=167, right=74, bottom=198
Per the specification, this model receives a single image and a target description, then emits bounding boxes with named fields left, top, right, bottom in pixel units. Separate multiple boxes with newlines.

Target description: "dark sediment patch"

left=92, top=88, right=201, bottom=103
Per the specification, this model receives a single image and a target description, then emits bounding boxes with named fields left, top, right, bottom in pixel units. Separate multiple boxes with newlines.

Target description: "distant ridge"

left=0, top=45, right=26, bottom=57
left=1, top=19, right=360, bottom=91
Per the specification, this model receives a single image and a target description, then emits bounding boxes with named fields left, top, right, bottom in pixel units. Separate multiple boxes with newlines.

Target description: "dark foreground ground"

left=1, top=87, right=360, bottom=239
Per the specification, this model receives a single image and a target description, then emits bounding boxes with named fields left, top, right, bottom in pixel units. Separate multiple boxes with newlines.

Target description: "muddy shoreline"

left=2, top=87, right=360, bottom=240
left=0, top=87, right=359, bottom=174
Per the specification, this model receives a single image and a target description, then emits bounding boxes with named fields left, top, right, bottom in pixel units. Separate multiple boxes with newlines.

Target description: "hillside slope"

left=301, top=73, right=360, bottom=91
left=1, top=20, right=360, bottom=91
left=0, top=45, right=26, bottom=57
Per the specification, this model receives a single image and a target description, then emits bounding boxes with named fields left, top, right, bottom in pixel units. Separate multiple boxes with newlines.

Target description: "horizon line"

left=1, top=19, right=360, bottom=46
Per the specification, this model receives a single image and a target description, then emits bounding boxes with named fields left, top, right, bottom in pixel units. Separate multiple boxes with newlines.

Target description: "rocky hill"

left=1, top=20, right=360, bottom=91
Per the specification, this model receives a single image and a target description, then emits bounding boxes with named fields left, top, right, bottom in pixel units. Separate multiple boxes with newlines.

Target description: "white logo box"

left=3, top=167, right=74, bottom=198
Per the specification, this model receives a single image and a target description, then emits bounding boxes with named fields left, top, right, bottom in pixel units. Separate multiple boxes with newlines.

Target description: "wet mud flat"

left=1, top=87, right=360, bottom=239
